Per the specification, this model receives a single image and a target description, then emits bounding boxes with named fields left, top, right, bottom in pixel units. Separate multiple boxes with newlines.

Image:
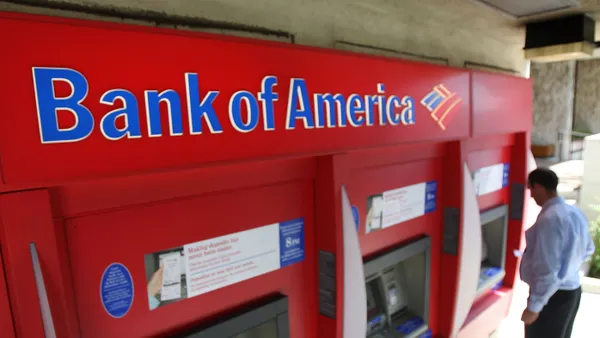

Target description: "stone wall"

left=0, top=0, right=527, bottom=74
left=531, top=61, right=576, bottom=146
left=575, top=59, right=600, bottom=134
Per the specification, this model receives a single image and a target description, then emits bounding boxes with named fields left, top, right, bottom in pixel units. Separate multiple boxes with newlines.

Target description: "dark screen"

left=233, top=319, right=278, bottom=338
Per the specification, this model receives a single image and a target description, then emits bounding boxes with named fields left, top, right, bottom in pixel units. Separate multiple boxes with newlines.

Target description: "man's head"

left=527, top=167, right=559, bottom=206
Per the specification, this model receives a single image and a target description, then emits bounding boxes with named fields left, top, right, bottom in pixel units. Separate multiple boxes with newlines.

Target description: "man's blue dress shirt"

left=520, top=197, right=595, bottom=313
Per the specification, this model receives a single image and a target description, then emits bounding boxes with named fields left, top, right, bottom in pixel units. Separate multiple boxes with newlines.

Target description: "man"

left=520, top=168, right=595, bottom=338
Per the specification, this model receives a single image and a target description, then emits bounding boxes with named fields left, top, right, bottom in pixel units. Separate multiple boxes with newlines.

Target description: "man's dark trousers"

left=525, top=287, right=582, bottom=338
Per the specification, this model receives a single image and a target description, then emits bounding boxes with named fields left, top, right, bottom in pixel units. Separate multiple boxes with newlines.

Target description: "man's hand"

left=147, top=265, right=164, bottom=297
left=521, top=308, right=539, bottom=325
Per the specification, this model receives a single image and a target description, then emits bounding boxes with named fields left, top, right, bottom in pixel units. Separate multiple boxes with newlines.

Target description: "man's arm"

left=527, top=217, right=563, bottom=313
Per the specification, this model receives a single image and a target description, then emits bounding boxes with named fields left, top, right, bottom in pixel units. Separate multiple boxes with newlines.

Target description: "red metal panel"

left=0, top=248, right=15, bottom=338
left=471, top=71, right=533, bottom=137
left=0, top=190, right=80, bottom=338
left=437, top=141, right=467, bottom=338
left=52, top=157, right=316, bottom=217
left=457, top=287, right=513, bottom=338
left=315, top=155, right=349, bottom=338
left=65, top=178, right=317, bottom=337
left=0, top=12, right=469, bottom=186
left=504, top=132, right=529, bottom=289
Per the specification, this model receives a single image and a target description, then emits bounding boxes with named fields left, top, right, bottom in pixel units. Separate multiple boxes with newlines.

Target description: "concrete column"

left=574, top=59, right=600, bottom=135
left=580, top=134, right=600, bottom=222
left=531, top=61, right=576, bottom=160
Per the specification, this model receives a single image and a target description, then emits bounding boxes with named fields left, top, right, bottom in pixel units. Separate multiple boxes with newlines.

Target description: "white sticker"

left=145, top=218, right=305, bottom=310
left=366, top=181, right=437, bottom=233
left=160, top=253, right=182, bottom=301
left=472, top=163, right=510, bottom=196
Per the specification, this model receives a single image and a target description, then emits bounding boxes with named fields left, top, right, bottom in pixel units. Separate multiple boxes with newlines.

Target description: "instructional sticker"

left=472, top=163, right=510, bottom=196
left=144, top=218, right=305, bottom=310
left=100, top=263, right=134, bottom=318
left=365, top=181, right=437, bottom=234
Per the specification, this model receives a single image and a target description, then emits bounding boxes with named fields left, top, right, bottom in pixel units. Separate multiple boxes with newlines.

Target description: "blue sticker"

left=420, top=329, right=433, bottom=338
left=351, top=205, right=360, bottom=231
left=424, top=181, right=438, bottom=214
left=100, top=263, right=134, bottom=318
left=502, top=163, right=510, bottom=187
left=279, top=218, right=305, bottom=268
left=396, top=316, right=425, bottom=334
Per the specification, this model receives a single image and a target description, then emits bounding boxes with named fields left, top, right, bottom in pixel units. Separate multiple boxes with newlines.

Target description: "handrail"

left=558, top=130, right=592, bottom=138
left=30, top=243, right=57, bottom=338
left=556, top=130, right=591, bottom=161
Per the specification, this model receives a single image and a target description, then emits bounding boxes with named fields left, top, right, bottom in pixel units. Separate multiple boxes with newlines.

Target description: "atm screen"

left=477, top=205, right=508, bottom=294
left=175, top=296, right=289, bottom=338
left=364, top=236, right=431, bottom=338
left=387, top=284, right=399, bottom=308
left=233, top=319, right=278, bottom=338
left=366, top=279, right=387, bottom=335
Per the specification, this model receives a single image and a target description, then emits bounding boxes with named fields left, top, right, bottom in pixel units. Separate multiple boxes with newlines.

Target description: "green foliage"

left=588, top=204, right=600, bottom=278
left=588, top=216, right=600, bottom=278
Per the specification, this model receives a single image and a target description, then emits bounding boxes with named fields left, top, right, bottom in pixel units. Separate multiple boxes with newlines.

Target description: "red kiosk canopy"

left=0, top=12, right=470, bottom=186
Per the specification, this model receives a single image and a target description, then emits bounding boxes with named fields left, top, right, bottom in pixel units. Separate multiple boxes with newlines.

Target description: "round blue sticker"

left=351, top=205, right=360, bottom=231
left=100, top=263, right=134, bottom=318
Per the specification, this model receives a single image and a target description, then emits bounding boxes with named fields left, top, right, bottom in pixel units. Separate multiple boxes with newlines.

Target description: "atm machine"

left=364, top=237, right=431, bottom=338
left=174, top=296, right=290, bottom=338
left=453, top=70, right=532, bottom=338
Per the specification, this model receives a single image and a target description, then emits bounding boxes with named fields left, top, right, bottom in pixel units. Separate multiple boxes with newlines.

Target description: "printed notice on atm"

left=143, top=218, right=305, bottom=310
left=365, top=181, right=437, bottom=234
left=472, top=163, right=509, bottom=196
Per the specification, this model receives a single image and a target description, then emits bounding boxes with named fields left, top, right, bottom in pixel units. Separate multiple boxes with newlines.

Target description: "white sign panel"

left=472, top=163, right=510, bottom=196
left=144, top=218, right=305, bottom=310
left=365, top=181, right=437, bottom=234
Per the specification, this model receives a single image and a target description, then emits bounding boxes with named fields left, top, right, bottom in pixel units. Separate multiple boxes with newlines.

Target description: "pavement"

left=495, top=285, right=598, bottom=338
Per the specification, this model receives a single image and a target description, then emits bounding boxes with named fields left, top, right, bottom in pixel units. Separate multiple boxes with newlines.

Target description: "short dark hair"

left=528, top=168, right=559, bottom=191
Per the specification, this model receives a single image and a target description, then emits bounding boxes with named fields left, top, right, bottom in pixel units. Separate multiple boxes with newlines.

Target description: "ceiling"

left=473, top=0, right=600, bottom=37
left=474, top=0, right=580, bottom=17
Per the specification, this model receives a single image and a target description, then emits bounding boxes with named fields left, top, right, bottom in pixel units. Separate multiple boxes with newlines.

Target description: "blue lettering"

left=144, top=90, right=183, bottom=137
left=185, top=73, right=222, bottom=134
left=229, top=91, right=260, bottom=133
left=286, top=78, right=315, bottom=130
left=258, top=76, right=278, bottom=131
left=386, top=96, right=402, bottom=125
left=99, top=90, right=142, bottom=140
left=346, top=94, right=365, bottom=127
left=314, top=93, right=347, bottom=128
left=32, top=67, right=94, bottom=143
left=401, top=96, right=416, bottom=125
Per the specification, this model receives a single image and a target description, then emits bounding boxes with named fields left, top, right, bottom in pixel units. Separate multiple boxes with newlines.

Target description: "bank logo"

left=420, top=84, right=462, bottom=131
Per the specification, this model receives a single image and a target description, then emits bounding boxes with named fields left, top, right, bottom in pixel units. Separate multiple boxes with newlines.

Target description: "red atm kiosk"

left=0, top=11, right=531, bottom=338
left=456, top=72, right=533, bottom=338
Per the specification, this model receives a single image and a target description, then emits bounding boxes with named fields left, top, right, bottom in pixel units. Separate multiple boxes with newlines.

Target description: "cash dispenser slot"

left=364, top=236, right=431, bottom=338
left=477, top=205, right=508, bottom=298
left=174, top=295, right=290, bottom=338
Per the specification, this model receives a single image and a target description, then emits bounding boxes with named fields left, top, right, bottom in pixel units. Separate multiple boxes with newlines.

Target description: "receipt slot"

left=477, top=205, right=508, bottom=297
left=174, top=296, right=290, bottom=338
left=364, top=236, right=431, bottom=338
